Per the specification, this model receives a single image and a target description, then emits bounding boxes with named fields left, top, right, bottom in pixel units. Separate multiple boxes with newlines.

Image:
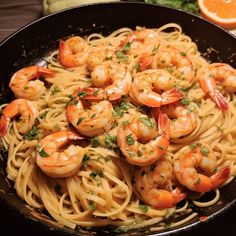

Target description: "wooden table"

left=0, top=1, right=236, bottom=235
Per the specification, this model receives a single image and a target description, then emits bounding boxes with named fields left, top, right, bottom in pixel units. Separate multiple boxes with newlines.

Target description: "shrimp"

left=139, top=46, right=195, bottom=89
left=82, top=61, right=132, bottom=101
left=197, top=63, right=236, bottom=111
left=36, top=130, right=85, bottom=178
left=118, top=28, right=159, bottom=56
left=66, top=95, right=113, bottom=137
left=117, top=113, right=170, bottom=166
left=129, top=69, right=184, bottom=107
left=174, top=145, right=230, bottom=192
left=134, top=158, right=186, bottom=209
left=87, top=47, right=114, bottom=72
left=59, top=36, right=90, bottom=68
left=0, top=99, right=38, bottom=137
left=9, top=65, right=54, bottom=100
left=152, top=103, right=197, bottom=139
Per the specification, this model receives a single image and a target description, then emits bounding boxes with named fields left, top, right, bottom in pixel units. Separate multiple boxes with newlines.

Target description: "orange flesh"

left=202, top=0, right=236, bottom=18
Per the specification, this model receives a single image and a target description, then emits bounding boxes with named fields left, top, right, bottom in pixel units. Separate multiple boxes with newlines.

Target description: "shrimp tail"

left=209, top=90, right=229, bottom=111
left=139, top=53, right=153, bottom=71
left=211, top=166, right=230, bottom=189
left=160, top=88, right=184, bottom=106
left=172, top=187, right=186, bottom=205
left=37, top=66, right=54, bottom=77
left=200, top=77, right=228, bottom=111
left=0, top=115, right=9, bottom=137
left=158, top=113, right=170, bottom=139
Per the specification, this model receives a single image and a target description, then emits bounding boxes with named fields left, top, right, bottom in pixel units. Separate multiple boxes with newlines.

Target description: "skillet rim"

left=0, top=2, right=236, bottom=236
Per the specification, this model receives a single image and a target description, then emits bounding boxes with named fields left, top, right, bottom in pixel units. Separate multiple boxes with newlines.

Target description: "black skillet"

left=0, top=2, right=236, bottom=236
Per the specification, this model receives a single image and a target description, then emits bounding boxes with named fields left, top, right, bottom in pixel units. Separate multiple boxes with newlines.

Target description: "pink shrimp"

left=139, top=46, right=195, bottom=89
left=129, top=69, right=184, bottom=107
left=59, top=36, right=90, bottom=68
left=78, top=61, right=132, bottom=101
left=134, top=158, right=186, bottom=209
left=0, top=99, right=38, bottom=137
left=197, top=63, right=236, bottom=111
left=117, top=113, right=170, bottom=166
left=152, top=103, right=197, bottom=139
left=36, top=130, right=85, bottom=178
left=66, top=94, right=113, bottom=137
left=9, top=65, right=54, bottom=100
left=174, top=145, right=230, bottom=192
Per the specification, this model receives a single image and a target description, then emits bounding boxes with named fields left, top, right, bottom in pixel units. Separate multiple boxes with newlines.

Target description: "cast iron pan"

left=0, top=2, right=236, bottom=236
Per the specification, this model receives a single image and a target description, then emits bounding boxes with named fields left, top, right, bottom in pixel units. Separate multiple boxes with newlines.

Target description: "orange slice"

left=198, top=0, right=236, bottom=29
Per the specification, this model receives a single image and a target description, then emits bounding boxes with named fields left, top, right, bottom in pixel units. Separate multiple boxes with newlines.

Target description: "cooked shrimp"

left=82, top=61, right=132, bottom=101
left=87, top=47, right=114, bottom=72
left=118, top=28, right=159, bottom=56
left=134, top=158, right=186, bottom=209
left=117, top=113, right=170, bottom=166
left=9, top=65, right=54, bottom=100
left=0, top=99, right=38, bottom=137
left=197, top=63, right=236, bottom=111
left=152, top=103, right=197, bottom=139
left=139, top=46, right=195, bottom=89
left=66, top=95, right=113, bottom=137
left=174, top=145, right=230, bottom=192
left=129, top=69, right=184, bottom=107
left=59, top=36, right=90, bottom=68
left=36, top=130, right=84, bottom=178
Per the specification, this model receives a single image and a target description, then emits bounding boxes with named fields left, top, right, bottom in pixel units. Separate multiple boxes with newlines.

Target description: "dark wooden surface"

left=0, top=0, right=236, bottom=235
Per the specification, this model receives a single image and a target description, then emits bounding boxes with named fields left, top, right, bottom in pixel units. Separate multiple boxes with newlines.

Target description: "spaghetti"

left=1, top=23, right=236, bottom=232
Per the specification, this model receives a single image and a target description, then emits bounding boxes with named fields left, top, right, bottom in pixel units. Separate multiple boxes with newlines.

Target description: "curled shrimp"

left=0, top=98, right=38, bottom=137
left=174, top=145, right=230, bottom=192
left=139, top=46, right=195, bottom=89
left=9, top=65, right=54, bottom=100
left=129, top=69, right=184, bottom=107
left=118, top=28, right=159, bottom=56
left=117, top=113, right=170, bottom=166
left=82, top=61, right=132, bottom=101
left=197, top=63, right=236, bottom=111
left=59, top=36, right=90, bottom=68
left=36, top=130, right=85, bottom=178
left=87, top=47, right=115, bottom=72
left=134, top=158, right=186, bottom=209
left=66, top=94, right=113, bottom=137
left=152, top=103, right=197, bottom=139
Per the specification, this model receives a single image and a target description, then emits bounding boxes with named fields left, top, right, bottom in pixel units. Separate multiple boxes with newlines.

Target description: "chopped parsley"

left=23, top=125, right=40, bottom=141
left=200, top=146, right=209, bottom=156
left=78, top=91, right=87, bottom=98
left=139, top=204, right=149, bottom=213
left=180, top=97, right=190, bottom=105
left=82, top=154, right=91, bottom=165
left=138, top=116, right=153, bottom=128
left=90, top=137, right=100, bottom=147
left=104, top=134, right=117, bottom=149
left=89, top=170, right=104, bottom=179
left=93, top=88, right=100, bottom=96
left=126, top=134, right=135, bottom=145
left=116, top=42, right=131, bottom=62
left=51, top=86, right=61, bottom=95
left=77, top=117, right=85, bottom=126
left=69, top=96, right=78, bottom=105
left=189, top=143, right=201, bottom=150
left=36, top=145, right=49, bottom=157
left=112, top=99, right=133, bottom=117
left=88, top=203, right=96, bottom=210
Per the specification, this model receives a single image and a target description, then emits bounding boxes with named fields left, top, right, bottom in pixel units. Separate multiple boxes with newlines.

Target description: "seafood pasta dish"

left=1, top=23, right=236, bottom=232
